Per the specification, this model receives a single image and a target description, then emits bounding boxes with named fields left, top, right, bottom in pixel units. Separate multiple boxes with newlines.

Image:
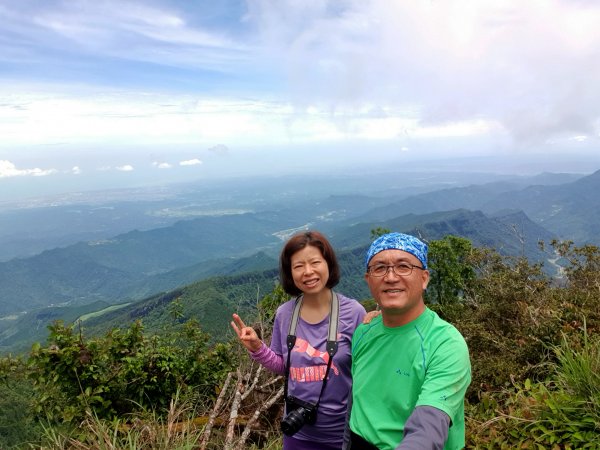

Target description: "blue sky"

left=1, top=0, right=600, bottom=199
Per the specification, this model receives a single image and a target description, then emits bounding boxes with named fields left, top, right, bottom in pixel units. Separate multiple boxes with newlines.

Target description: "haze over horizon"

left=1, top=0, right=600, bottom=201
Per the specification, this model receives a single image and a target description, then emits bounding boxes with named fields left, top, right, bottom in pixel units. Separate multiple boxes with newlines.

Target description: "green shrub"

left=467, top=330, right=600, bottom=448
left=0, top=355, right=43, bottom=449
left=28, top=319, right=235, bottom=424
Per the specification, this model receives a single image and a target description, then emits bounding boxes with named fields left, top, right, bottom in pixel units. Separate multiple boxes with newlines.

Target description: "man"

left=345, top=232, right=471, bottom=450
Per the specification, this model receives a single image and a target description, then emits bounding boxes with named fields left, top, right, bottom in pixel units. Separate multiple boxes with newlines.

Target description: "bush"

left=28, top=319, right=235, bottom=424
left=467, top=330, right=600, bottom=448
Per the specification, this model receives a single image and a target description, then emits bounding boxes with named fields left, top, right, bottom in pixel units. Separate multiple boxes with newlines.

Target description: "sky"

left=1, top=0, right=600, bottom=200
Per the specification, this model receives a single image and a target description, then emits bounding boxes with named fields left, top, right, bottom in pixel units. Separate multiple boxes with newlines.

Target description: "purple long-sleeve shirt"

left=249, top=293, right=366, bottom=445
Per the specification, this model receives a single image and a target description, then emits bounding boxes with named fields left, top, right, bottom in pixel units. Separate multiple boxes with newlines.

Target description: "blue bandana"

left=365, top=232, right=428, bottom=270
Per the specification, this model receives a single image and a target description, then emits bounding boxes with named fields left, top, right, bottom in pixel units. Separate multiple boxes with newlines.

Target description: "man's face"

left=364, top=249, right=429, bottom=324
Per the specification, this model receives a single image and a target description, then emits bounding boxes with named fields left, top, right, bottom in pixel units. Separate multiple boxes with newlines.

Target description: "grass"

left=77, top=303, right=132, bottom=323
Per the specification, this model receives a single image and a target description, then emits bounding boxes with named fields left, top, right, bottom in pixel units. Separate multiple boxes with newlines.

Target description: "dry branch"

left=224, top=369, right=244, bottom=450
left=199, top=371, right=234, bottom=450
left=236, top=385, right=284, bottom=450
left=241, top=363, right=263, bottom=401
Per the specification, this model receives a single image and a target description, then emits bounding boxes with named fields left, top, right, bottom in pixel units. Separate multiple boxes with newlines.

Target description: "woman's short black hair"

left=279, top=230, right=340, bottom=296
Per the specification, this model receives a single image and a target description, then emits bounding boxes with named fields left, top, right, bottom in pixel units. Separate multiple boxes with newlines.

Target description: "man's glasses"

left=367, top=263, right=425, bottom=277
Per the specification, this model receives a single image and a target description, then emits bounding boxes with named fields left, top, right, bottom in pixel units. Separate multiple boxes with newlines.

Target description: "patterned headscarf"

left=365, top=232, right=428, bottom=270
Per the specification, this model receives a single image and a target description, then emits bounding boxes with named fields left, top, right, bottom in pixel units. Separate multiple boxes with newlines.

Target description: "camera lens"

left=281, top=407, right=308, bottom=436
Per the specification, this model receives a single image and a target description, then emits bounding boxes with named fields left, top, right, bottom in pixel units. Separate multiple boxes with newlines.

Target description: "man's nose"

left=383, top=266, right=400, bottom=280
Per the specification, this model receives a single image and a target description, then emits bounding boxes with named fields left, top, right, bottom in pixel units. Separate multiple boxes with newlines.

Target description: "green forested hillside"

left=2, top=237, right=598, bottom=449
left=0, top=194, right=397, bottom=317
left=0, top=213, right=287, bottom=316
left=72, top=249, right=374, bottom=343
left=0, top=252, right=277, bottom=353
left=81, top=269, right=280, bottom=340
left=20, top=207, right=554, bottom=349
left=0, top=301, right=112, bottom=354
left=0, top=208, right=557, bottom=353
left=332, top=209, right=555, bottom=261
left=2, top=170, right=596, bottom=321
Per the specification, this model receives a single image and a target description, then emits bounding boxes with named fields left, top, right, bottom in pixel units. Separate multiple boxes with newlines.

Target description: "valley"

left=1, top=168, right=598, bottom=354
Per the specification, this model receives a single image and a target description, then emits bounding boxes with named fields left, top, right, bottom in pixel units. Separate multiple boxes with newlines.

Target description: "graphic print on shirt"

left=289, top=336, right=339, bottom=382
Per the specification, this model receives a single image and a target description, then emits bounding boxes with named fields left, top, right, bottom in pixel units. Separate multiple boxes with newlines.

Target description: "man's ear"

left=421, top=269, right=430, bottom=290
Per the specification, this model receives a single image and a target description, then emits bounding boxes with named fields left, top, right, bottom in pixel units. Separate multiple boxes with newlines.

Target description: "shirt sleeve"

left=248, top=341, right=285, bottom=375
left=415, top=329, right=471, bottom=420
left=396, top=406, right=450, bottom=450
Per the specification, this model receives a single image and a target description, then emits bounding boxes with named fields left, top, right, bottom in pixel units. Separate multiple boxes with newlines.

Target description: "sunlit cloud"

left=0, top=160, right=56, bottom=178
left=179, top=159, right=202, bottom=166
left=152, top=161, right=173, bottom=169
left=116, top=165, right=134, bottom=172
left=0, top=0, right=599, bottom=193
left=571, top=135, right=588, bottom=142
left=71, top=166, right=81, bottom=175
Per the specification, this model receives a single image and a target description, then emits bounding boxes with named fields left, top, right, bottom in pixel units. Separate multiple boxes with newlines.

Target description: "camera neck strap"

left=284, top=290, right=340, bottom=409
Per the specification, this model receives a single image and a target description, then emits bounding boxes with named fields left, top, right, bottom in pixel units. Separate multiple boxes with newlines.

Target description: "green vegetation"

left=1, top=236, right=599, bottom=448
left=426, top=235, right=475, bottom=305
left=77, top=303, right=132, bottom=322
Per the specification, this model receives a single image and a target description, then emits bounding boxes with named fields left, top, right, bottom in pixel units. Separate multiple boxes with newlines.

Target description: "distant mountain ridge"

left=0, top=207, right=558, bottom=353
left=53, top=209, right=557, bottom=347
left=350, top=169, right=600, bottom=244
left=480, top=169, right=600, bottom=243
left=2, top=169, right=599, bottom=354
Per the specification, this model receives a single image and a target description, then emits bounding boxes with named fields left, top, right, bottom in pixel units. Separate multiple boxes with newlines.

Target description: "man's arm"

left=395, top=406, right=450, bottom=450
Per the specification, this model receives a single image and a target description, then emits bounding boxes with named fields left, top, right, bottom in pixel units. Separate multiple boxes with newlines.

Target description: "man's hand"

left=363, top=309, right=381, bottom=324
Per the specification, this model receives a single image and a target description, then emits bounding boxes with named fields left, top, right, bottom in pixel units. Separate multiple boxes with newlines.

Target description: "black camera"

left=280, top=395, right=318, bottom=436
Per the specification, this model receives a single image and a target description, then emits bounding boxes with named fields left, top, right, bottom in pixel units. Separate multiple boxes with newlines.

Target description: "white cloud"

left=18, top=1, right=250, bottom=73
left=246, top=0, right=600, bottom=145
left=116, top=164, right=134, bottom=172
left=153, top=161, right=173, bottom=169
left=0, top=0, right=599, bottom=174
left=71, top=166, right=81, bottom=174
left=179, top=159, right=202, bottom=166
left=0, top=160, right=56, bottom=178
left=571, top=135, right=588, bottom=142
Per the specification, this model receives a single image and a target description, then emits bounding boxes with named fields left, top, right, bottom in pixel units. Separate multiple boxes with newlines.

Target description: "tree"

left=370, top=227, right=391, bottom=240
left=426, top=235, right=475, bottom=305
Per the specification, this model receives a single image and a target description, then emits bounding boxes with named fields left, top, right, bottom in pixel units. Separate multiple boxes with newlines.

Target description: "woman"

left=231, top=230, right=366, bottom=450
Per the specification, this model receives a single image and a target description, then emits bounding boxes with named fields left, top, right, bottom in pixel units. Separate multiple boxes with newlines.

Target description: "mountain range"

left=1, top=168, right=599, bottom=354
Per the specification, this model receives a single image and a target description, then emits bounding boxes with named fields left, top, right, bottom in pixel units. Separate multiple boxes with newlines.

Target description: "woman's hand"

left=230, top=313, right=262, bottom=352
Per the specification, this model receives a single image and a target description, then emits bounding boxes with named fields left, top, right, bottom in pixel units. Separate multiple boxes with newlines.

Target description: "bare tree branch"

left=241, top=364, right=263, bottom=401
left=236, top=386, right=284, bottom=450
left=224, top=369, right=244, bottom=450
left=199, top=371, right=233, bottom=450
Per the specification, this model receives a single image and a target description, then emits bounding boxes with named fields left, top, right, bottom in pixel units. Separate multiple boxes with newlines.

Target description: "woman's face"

left=290, top=245, right=330, bottom=295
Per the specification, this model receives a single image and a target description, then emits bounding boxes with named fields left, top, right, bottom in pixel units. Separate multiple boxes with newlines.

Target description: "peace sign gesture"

left=230, top=313, right=262, bottom=352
